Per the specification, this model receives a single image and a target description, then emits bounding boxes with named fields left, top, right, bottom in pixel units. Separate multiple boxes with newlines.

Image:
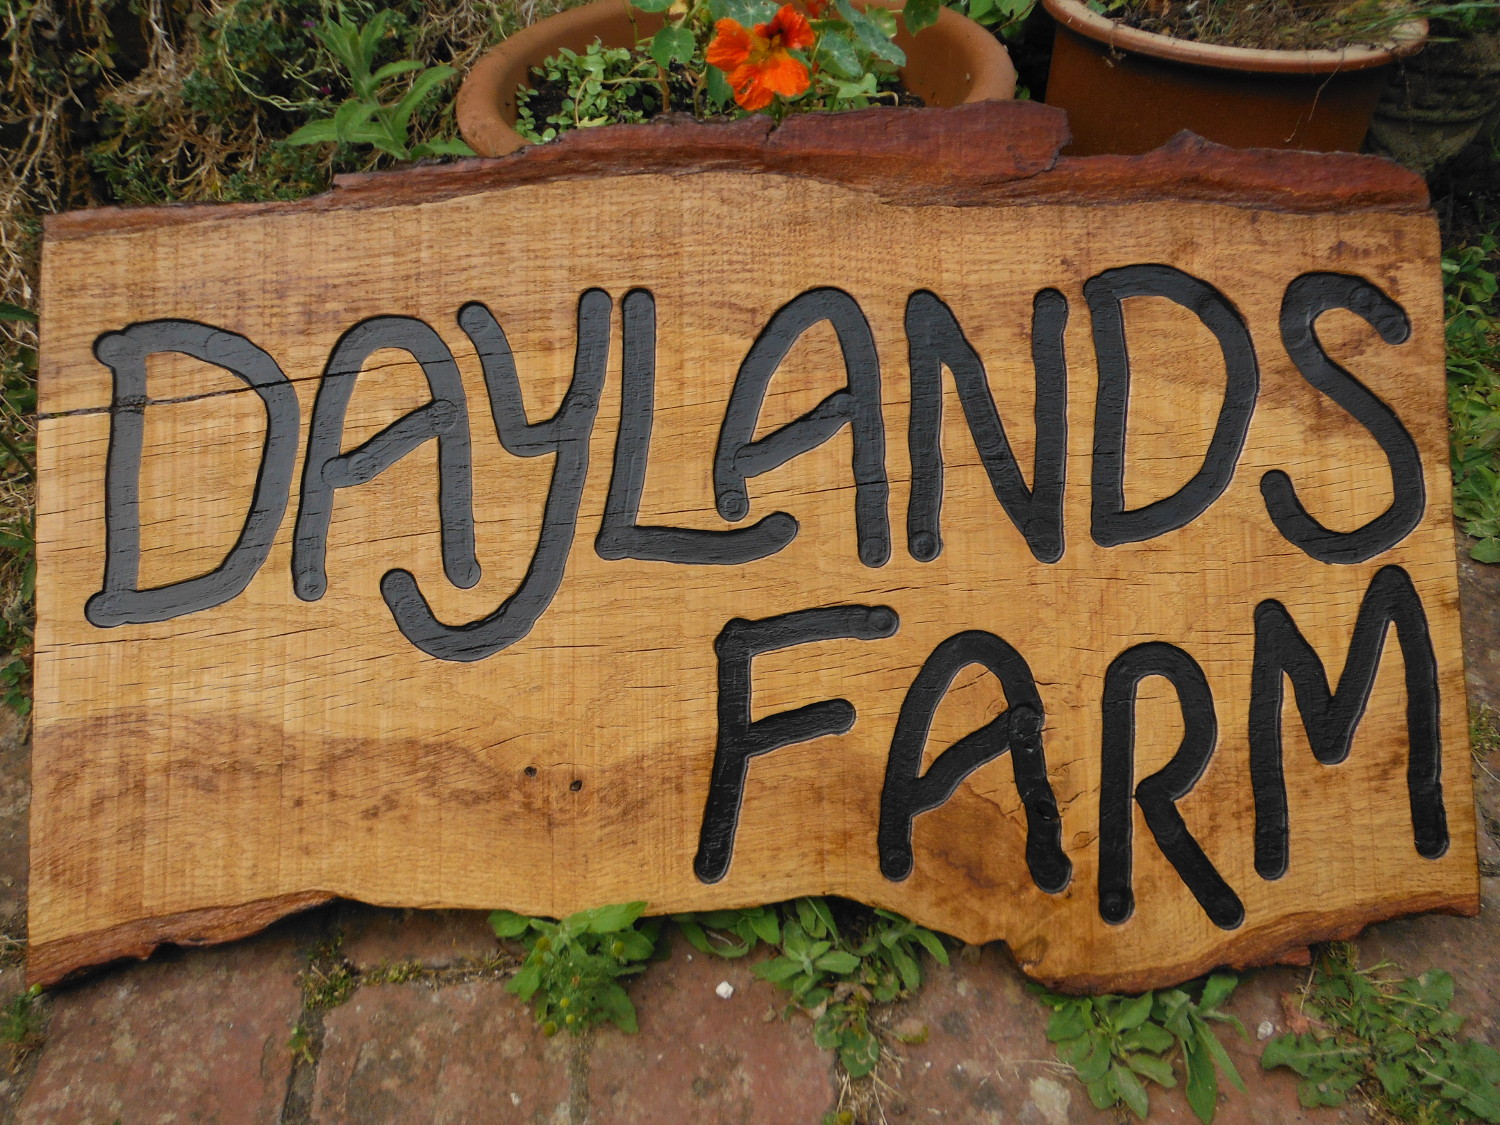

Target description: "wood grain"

left=31, top=105, right=1475, bottom=989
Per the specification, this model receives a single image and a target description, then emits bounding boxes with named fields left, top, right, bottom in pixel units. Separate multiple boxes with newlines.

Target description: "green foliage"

left=1034, top=974, right=1246, bottom=1122
left=946, top=0, right=1038, bottom=38
left=675, top=903, right=783, bottom=956
left=0, top=985, right=44, bottom=1056
left=490, top=901, right=660, bottom=1035
left=298, top=933, right=356, bottom=1010
left=677, top=898, right=948, bottom=1078
left=287, top=9, right=474, bottom=161
left=0, top=310, right=36, bottom=718
left=1262, top=945, right=1500, bottom=1123
left=1446, top=234, right=1500, bottom=562
left=287, top=1021, right=315, bottom=1064
left=515, top=42, right=666, bottom=144
left=1474, top=703, right=1500, bottom=759
left=19, top=0, right=499, bottom=208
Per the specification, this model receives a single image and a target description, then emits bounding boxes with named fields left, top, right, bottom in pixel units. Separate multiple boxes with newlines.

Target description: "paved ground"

left=1, top=543, right=1495, bottom=1124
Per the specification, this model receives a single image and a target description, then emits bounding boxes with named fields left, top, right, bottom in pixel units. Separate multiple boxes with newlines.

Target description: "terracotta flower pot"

left=457, top=0, right=1017, bottom=157
left=1041, top=0, right=1428, bottom=155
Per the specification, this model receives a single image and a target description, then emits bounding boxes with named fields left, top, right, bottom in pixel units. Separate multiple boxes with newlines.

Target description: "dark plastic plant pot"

left=1041, top=0, right=1427, bottom=155
left=456, top=0, right=1017, bottom=157
left=1367, top=24, right=1500, bottom=174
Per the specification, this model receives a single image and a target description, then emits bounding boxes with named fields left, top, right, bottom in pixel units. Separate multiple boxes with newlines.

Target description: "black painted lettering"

left=1261, top=273, right=1423, bottom=564
left=905, top=289, right=1068, bottom=564
left=85, top=321, right=299, bottom=626
left=878, top=630, right=1070, bottom=893
left=694, top=604, right=899, bottom=883
left=714, top=288, right=890, bottom=568
left=379, top=290, right=611, bottom=662
left=596, top=289, right=798, bottom=564
left=293, top=317, right=479, bottom=601
left=1086, top=265, right=1259, bottom=546
left=1099, top=642, right=1244, bottom=930
left=1250, top=564, right=1446, bottom=879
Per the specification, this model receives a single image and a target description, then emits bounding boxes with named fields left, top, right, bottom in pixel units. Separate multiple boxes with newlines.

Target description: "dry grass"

left=1111, top=0, right=1436, bottom=51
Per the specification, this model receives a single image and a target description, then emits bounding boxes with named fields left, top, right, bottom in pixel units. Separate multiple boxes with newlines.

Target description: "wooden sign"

left=32, top=104, right=1478, bottom=991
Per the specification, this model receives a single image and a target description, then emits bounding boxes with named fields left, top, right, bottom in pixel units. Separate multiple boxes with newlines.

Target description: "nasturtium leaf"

left=814, top=31, right=862, bottom=78
left=833, top=0, right=907, bottom=64
left=650, top=26, right=696, bottom=68
left=864, top=4, right=899, bottom=36
left=902, top=0, right=941, bottom=33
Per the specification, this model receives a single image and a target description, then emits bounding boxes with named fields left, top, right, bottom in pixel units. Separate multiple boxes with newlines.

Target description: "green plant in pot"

left=1040, top=0, right=1441, bottom=155
left=455, top=0, right=1018, bottom=156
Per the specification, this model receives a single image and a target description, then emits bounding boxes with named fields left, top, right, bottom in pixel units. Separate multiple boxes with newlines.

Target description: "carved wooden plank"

left=32, top=102, right=1477, bottom=990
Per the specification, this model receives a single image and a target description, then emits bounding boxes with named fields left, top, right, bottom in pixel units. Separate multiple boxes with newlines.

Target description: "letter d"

left=85, top=321, right=299, bottom=627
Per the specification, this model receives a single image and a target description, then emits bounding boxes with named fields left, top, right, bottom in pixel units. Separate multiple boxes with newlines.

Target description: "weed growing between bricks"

left=1265, top=942, right=1500, bottom=1124
left=279, top=916, right=524, bottom=1119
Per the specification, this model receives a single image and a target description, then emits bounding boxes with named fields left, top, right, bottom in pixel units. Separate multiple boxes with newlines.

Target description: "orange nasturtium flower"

left=707, top=4, right=817, bottom=111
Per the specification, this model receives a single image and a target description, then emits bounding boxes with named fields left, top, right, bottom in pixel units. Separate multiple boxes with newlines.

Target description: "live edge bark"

left=30, top=102, right=1476, bottom=991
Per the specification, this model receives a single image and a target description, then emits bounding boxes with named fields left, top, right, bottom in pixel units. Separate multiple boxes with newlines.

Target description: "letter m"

left=1250, top=565, right=1447, bottom=879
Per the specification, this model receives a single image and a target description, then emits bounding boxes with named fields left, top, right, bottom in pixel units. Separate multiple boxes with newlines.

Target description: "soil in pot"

left=1041, top=0, right=1427, bottom=155
left=1093, top=0, right=1431, bottom=51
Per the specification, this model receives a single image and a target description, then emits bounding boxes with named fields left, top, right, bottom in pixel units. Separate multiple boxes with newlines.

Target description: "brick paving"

left=311, top=980, right=572, bottom=1125
left=0, top=541, right=1494, bottom=1123
left=14, top=926, right=305, bottom=1125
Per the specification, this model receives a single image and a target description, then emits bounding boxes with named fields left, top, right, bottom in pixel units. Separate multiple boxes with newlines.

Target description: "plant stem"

left=0, top=432, right=33, bottom=481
